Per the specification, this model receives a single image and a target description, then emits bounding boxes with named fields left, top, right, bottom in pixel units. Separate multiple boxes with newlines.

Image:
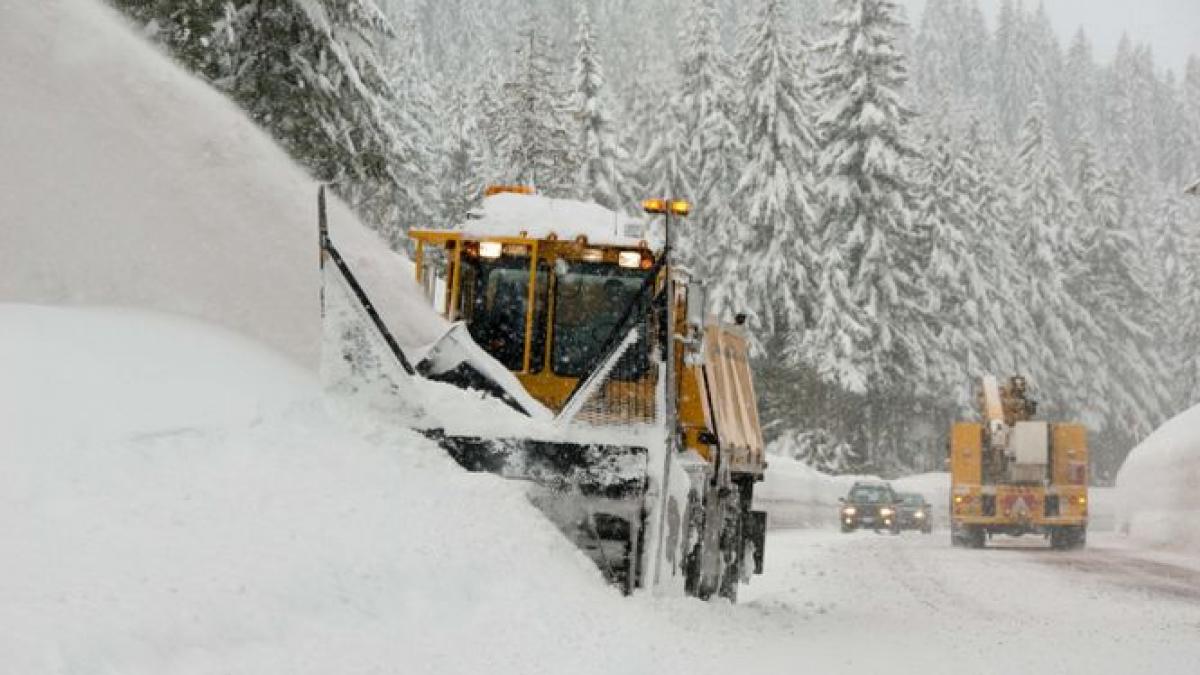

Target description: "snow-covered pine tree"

left=1151, top=190, right=1200, bottom=410
left=439, top=84, right=486, bottom=228
left=1061, top=29, right=1100, bottom=173
left=806, top=0, right=927, bottom=471
left=571, top=6, right=637, bottom=212
left=1155, top=71, right=1192, bottom=187
left=914, top=132, right=993, bottom=397
left=371, top=2, right=442, bottom=244
left=674, top=0, right=743, bottom=278
left=911, top=0, right=960, bottom=120
left=992, top=0, right=1032, bottom=143
left=1184, top=57, right=1200, bottom=181
left=1011, top=88, right=1102, bottom=418
left=488, top=14, right=576, bottom=195
left=637, top=94, right=693, bottom=225
left=1070, top=136, right=1169, bottom=454
left=807, top=0, right=924, bottom=393
left=733, top=0, right=819, bottom=339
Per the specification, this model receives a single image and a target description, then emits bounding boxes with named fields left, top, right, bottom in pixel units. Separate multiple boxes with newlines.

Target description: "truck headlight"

left=842, top=506, right=857, bottom=516
left=880, top=507, right=895, bottom=517
left=915, top=511, right=925, bottom=519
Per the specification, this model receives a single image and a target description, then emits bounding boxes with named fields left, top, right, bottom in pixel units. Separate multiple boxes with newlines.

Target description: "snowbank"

left=0, top=304, right=740, bottom=674
left=0, top=5, right=744, bottom=672
left=1115, top=403, right=1200, bottom=552
left=0, top=0, right=445, bottom=368
left=757, top=458, right=951, bottom=529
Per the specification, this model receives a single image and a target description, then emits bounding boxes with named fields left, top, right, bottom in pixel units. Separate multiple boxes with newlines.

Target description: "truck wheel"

left=967, top=526, right=985, bottom=549
left=1073, top=528, right=1087, bottom=549
left=1053, top=526, right=1086, bottom=550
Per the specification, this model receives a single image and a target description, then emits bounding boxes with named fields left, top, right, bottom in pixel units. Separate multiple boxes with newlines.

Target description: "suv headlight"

left=880, top=507, right=895, bottom=517
left=915, top=511, right=926, bottom=519
left=842, top=506, right=857, bottom=516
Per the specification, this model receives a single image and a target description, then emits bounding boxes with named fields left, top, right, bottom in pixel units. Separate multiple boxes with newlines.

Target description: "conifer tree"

left=675, top=0, right=743, bottom=276
left=439, top=84, right=486, bottom=227
left=1011, top=89, right=1103, bottom=416
left=489, top=15, right=576, bottom=195
left=807, top=0, right=924, bottom=393
left=733, top=0, right=819, bottom=337
left=571, top=7, right=637, bottom=212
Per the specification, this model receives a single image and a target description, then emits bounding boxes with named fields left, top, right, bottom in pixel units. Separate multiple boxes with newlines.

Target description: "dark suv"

left=839, top=482, right=900, bottom=534
left=895, top=492, right=933, bottom=533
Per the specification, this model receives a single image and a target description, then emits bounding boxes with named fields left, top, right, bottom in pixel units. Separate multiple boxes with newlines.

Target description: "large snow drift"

left=0, top=304, right=741, bottom=674
left=1116, top=403, right=1200, bottom=551
left=0, top=0, right=444, bottom=368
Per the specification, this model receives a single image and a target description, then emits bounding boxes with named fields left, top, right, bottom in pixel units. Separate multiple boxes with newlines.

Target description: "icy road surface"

left=730, top=529, right=1200, bottom=674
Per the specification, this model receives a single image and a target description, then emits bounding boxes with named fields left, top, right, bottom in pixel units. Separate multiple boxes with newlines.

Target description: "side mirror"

left=838, top=497, right=845, bottom=504
left=697, top=430, right=718, bottom=446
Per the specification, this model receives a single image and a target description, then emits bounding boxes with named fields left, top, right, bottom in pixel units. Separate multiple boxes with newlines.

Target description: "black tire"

left=966, top=526, right=985, bottom=548
left=1051, top=526, right=1087, bottom=550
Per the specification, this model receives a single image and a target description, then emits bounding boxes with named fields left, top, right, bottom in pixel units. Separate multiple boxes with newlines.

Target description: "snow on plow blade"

left=415, top=323, right=553, bottom=421
left=423, top=430, right=652, bottom=593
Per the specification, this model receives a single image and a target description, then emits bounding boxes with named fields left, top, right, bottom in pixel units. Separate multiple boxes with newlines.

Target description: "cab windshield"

left=552, top=262, right=650, bottom=378
left=460, top=257, right=548, bottom=371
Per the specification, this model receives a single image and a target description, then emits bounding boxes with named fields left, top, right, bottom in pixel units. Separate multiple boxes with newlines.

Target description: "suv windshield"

left=552, top=262, right=650, bottom=377
left=847, top=486, right=893, bottom=504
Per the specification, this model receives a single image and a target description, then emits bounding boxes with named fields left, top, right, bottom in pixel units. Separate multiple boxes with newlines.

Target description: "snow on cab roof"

left=459, top=192, right=663, bottom=250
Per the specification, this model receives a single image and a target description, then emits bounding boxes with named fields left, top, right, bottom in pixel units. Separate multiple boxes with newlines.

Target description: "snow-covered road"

left=728, top=528, right=1200, bottom=674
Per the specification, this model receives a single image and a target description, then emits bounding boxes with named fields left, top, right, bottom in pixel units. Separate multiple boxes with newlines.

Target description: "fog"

left=899, top=0, right=1198, bottom=73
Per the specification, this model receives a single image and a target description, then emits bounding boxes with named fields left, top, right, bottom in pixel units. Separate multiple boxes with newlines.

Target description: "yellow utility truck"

left=949, top=375, right=1088, bottom=549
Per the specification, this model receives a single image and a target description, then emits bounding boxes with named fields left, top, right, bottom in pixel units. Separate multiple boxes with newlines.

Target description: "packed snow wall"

left=1116, top=403, right=1200, bottom=551
left=0, top=0, right=444, bottom=369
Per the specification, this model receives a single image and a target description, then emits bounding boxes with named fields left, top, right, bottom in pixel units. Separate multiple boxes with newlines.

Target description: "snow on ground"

left=737, top=528, right=1200, bottom=675
left=0, top=0, right=445, bottom=368
left=0, top=304, right=744, bottom=675
left=1116, top=403, right=1200, bottom=552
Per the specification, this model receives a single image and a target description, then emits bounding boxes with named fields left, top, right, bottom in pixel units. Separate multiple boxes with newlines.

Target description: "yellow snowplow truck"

left=949, top=375, right=1088, bottom=549
left=319, top=186, right=767, bottom=600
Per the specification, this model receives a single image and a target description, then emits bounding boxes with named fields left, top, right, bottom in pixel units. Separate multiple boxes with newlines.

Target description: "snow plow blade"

left=421, top=430, right=649, bottom=498
left=422, top=430, right=651, bottom=592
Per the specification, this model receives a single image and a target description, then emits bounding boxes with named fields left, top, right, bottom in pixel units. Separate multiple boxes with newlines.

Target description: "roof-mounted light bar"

left=485, top=184, right=537, bottom=197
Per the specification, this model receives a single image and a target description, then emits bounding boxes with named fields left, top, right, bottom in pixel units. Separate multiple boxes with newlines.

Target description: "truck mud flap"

left=747, top=509, right=767, bottom=574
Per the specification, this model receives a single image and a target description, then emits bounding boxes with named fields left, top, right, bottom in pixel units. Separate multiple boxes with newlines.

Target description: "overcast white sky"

left=898, top=0, right=1199, bottom=74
